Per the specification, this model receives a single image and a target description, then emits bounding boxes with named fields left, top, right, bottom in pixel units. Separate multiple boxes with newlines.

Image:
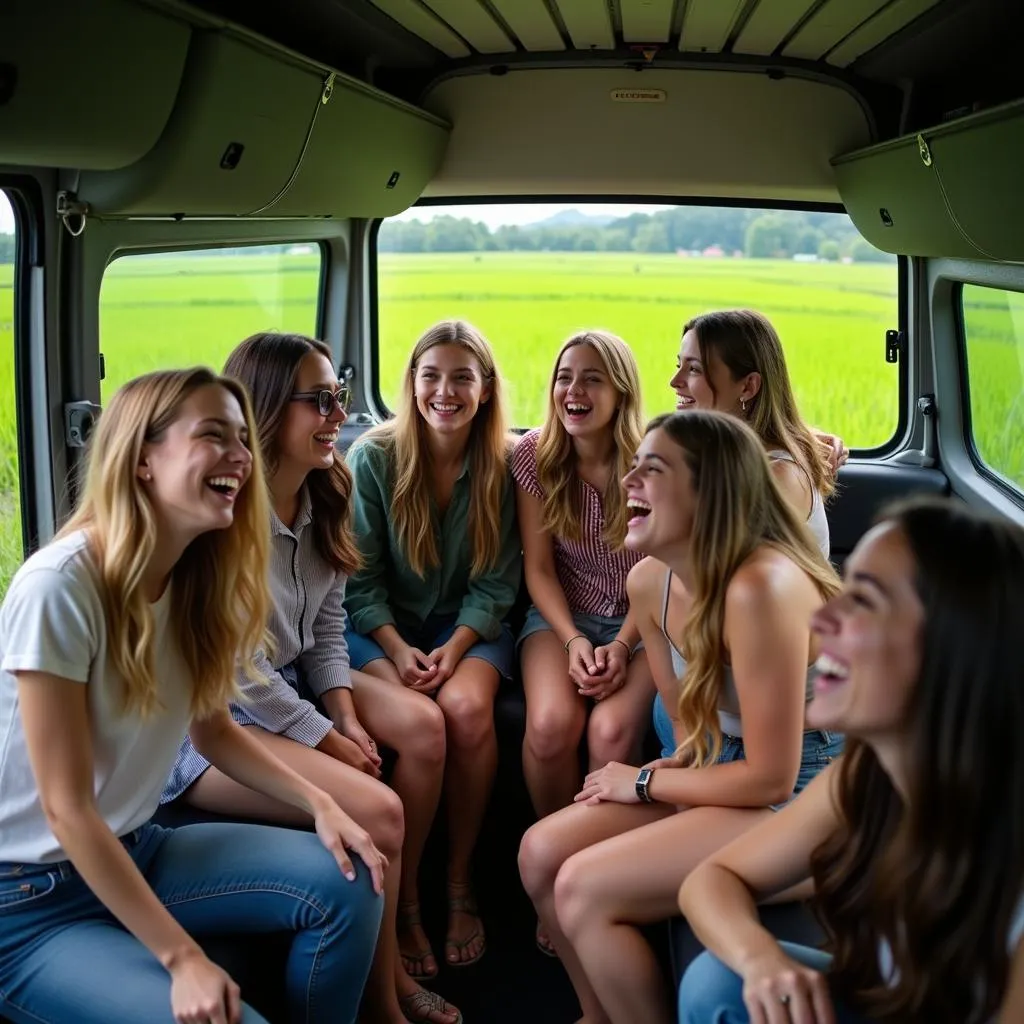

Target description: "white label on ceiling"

left=610, top=88, right=667, bottom=102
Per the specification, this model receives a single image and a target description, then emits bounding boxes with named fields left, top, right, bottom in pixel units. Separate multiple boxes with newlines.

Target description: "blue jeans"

left=679, top=943, right=871, bottom=1022
left=517, top=605, right=645, bottom=653
left=0, top=822, right=383, bottom=1024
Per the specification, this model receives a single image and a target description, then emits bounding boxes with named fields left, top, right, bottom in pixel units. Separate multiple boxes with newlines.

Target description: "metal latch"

left=885, top=329, right=904, bottom=364
left=64, top=400, right=102, bottom=448
left=56, top=191, right=90, bottom=237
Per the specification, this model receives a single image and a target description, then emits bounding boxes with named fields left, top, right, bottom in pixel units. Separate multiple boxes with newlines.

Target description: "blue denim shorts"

left=517, top=605, right=644, bottom=653
left=652, top=692, right=843, bottom=809
left=347, top=613, right=515, bottom=680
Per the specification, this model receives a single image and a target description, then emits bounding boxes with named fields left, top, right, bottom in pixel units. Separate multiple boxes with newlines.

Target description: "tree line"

left=0, top=233, right=13, bottom=264
left=378, top=207, right=895, bottom=263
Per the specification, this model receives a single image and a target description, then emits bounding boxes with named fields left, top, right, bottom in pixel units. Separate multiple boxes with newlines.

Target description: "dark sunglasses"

left=290, top=386, right=352, bottom=417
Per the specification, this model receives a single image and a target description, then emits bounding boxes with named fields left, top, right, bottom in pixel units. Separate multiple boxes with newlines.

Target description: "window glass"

left=376, top=203, right=900, bottom=449
left=0, top=191, right=20, bottom=596
left=962, top=283, right=1024, bottom=493
left=100, top=243, right=322, bottom=401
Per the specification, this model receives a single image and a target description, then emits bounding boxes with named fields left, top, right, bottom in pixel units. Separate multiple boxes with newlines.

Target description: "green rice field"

left=1, top=249, right=1022, bottom=595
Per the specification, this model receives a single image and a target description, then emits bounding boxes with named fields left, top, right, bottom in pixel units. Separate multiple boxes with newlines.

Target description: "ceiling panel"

left=491, top=0, right=565, bottom=50
left=826, top=0, right=942, bottom=66
left=620, top=0, right=675, bottom=43
left=679, top=0, right=747, bottom=53
left=555, top=0, right=616, bottom=49
left=782, top=0, right=891, bottom=61
left=421, top=0, right=515, bottom=53
left=368, top=0, right=471, bottom=57
left=732, top=0, right=819, bottom=55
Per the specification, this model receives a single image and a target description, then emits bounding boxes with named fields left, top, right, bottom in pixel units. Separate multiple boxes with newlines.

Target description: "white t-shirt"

left=0, top=531, right=193, bottom=863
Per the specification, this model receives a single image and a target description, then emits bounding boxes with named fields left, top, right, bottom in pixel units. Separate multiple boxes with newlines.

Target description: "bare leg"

left=518, top=798, right=673, bottom=1023
left=435, top=657, right=500, bottom=966
left=355, top=663, right=447, bottom=980
left=184, top=727, right=458, bottom=1024
left=556, top=805, right=774, bottom=1024
left=521, top=630, right=588, bottom=819
left=586, top=651, right=655, bottom=772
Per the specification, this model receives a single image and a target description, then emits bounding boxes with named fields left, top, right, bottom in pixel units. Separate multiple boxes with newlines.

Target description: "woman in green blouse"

left=345, top=320, right=521, bottom=976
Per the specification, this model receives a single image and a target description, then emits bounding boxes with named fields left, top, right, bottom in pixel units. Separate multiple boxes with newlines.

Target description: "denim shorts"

left=347, top=613, right=515, bottom=680
left=652, top=692, right=843, bottom=809
left=517, top=605, right=644, bottom=654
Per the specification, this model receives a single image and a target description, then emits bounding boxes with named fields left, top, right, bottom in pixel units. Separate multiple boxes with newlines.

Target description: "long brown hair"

left=60, top=368, right=271, bottom=718
left=224, top=332, right=360, bottom=575
left=356, top=319, right=510, bottom=577
left=536, top=331, right=644, bottom=548
left=650, top=410, right=839, bottom=766
left=811, top=498, right=1024, bottom=1022
left=684, top=309, right=834, bottom=498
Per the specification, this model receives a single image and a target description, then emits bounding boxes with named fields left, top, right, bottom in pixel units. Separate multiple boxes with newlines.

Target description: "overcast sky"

left=0, top=197, right=671, bottom=235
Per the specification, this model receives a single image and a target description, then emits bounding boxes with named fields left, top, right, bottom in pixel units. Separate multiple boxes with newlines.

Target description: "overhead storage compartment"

left=0, top=0, right=189, bottom=170
left=78, top=32, right=326, bottom=216
left=832, top=98, right=1024, bottom=262
left=76, top=27, right=450, bottom=219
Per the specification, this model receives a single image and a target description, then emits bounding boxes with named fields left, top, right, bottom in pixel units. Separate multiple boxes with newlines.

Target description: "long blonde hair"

left=60, top=368, right=272, bottom=719
left=649, top=410, right=839, bottom=766
left=358, top=320, right=510, bottom=577
left=536, top=331, right=644, bottom=547
left=684, top=309, right=835, bottom=499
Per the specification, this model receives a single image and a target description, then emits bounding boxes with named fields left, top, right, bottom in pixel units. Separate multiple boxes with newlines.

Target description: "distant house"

left=702, top=245, right=725, bottom=258
left=287, top=244, right=314, bottom=256
left=793, top=252, right=819, bottom=262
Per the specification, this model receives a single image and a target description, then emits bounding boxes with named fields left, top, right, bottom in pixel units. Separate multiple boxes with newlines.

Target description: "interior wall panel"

left=678, top=0, right=748, bottom=53
left=421, top=0, right=515, bottom=53
left=620, top=0, right=675, bottom=43
left=368, top=0, right=470, bottom=57
left=826, top=0, right=941, bottom=66
left=490, top=0, right=565, bottom=50
left=732, top=0, right=819, bottom=55
left=782, top=0, right=890, bottom=60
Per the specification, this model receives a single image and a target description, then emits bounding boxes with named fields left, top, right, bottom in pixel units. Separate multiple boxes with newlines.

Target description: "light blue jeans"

left=679, top=942, right=871, bottom=1023
left=0, top=821, right=383, bottom=1024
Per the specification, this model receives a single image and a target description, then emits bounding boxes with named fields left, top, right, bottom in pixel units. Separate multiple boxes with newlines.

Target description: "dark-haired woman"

left=678, top=497, right=1024, bottom=1024
left=163, top=334, right=459, bottom=1024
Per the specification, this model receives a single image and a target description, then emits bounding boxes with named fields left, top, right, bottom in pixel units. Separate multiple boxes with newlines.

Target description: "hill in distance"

left=525, top=209, right=616, bottom=228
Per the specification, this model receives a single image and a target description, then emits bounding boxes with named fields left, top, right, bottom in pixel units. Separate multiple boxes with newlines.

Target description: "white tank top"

left=766, top=448, right=830, bottom=559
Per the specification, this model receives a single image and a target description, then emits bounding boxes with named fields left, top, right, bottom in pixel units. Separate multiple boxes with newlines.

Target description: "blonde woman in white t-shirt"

left=0, top=368, right=385, bottom=1024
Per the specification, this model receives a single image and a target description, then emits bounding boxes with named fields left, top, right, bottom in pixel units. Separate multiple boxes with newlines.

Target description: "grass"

left=1, top=249, right=1021, bottom=597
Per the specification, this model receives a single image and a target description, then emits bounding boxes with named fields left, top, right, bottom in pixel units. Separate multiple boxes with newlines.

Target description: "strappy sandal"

left=397, top=900, right=439, bottom=980
left=444, top=882, right=486, bottom=968
left=398, top=988, right=463, bottom=1024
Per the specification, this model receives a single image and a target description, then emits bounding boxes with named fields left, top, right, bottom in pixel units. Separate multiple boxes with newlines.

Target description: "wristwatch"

left=635, top=767, right=655, bottom=804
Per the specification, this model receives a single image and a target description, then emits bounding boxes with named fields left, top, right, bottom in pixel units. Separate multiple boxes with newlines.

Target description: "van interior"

left=3, top=0, right=1024, bottom=1020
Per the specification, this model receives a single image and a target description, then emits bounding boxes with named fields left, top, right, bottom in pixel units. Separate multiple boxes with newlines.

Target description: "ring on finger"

left=779, top=994, right=791, bottom=1006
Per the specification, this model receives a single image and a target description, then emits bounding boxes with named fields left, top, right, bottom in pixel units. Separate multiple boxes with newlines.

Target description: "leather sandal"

left=444, top=882, right=486, bottom=968
left=398, top=988, right=463, bottom=1024
left=397, top=900, right=439, bottom=980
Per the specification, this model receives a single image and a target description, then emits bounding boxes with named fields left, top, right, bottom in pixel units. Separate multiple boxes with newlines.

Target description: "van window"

left=961, top=283, right=1024, bottom=495
left=374, top=203, right=901, bottom=450
left=99, top=243, right=323, bottom=401
left=0, top=191, right=20, bottom=596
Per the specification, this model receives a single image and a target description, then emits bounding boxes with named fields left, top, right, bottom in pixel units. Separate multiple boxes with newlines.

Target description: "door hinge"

left=56, top=191, right=90, bottom=237
left=885, top=328, right=905, bottom=364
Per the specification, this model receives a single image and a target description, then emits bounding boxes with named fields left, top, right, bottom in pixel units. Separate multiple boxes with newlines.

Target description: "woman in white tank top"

left=670, top=308, right=838, bottom=558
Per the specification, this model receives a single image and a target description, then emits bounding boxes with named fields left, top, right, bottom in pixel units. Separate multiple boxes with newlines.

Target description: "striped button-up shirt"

left=510, top=429, right=640, bottom=618
left=162, top=486, right=350, bottom=802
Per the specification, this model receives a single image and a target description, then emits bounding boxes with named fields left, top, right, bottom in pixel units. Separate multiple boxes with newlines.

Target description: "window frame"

left=956, top=278, right=1024, bottom=503
left=368, top=195, right=908, bottom=456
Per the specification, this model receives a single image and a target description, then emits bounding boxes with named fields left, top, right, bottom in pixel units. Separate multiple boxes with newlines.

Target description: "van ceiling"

left=185, top=0, right=1024, bottom=132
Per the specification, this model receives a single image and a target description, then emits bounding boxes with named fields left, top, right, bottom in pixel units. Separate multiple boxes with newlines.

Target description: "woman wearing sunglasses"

left=163, top=334, right=460, bottom=1024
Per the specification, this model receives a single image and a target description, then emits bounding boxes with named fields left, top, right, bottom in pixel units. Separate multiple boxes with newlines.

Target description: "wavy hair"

left=224, top=332, right=360, bottom=575
left=811, top=498, right=1024, bottom=1022
left=684, top=309, right=834, bottom=499
left=649, top=410, right=839, bottom=766
left=59, top=368, right=271, bottom=719
left=358, top=320, right=510, bottom=577
left=536, top=331, right=644, bottom=548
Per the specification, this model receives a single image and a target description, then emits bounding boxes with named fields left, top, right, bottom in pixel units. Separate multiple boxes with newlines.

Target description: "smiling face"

left=621, top=425, right=697, bottom=556
left=670, top=328, right=757, bottom=418
left=413, top=342, right=491, bottom=436
left=552, top=342, right=619, bottom=440
left=276, top=350, right=347, bottom=476
left=807, top=522, right=925, bottom=739
left=138, top=383, right=253, bottom=539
